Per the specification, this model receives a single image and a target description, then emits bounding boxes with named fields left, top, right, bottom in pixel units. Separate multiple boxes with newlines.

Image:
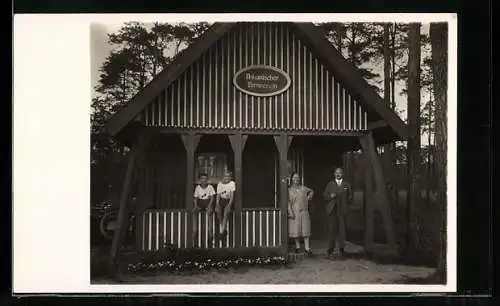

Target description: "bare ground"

left=92, top=241, right=435, bottom=285
left=93, top=258, right=434, bottom=284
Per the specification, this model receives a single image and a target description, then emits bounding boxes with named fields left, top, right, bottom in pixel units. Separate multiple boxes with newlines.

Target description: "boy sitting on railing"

left=215, top=171, right=235, bottom=240
left=193, top=173, right=216, bottom=246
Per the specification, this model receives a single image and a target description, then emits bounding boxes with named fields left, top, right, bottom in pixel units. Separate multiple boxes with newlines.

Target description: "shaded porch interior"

left=131, top=132, right=371, bottom=251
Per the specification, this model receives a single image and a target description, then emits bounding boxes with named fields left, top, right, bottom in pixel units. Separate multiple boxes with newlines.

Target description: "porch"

left=127, top=132, right=357, bottom=253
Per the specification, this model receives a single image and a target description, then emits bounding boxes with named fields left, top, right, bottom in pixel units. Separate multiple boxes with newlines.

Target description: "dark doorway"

left=243, top=135, right=278, bottom=209
left=301, top=136, right=343, bottom=240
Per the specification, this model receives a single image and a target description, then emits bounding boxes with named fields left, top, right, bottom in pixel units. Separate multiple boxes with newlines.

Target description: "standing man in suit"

left=322, top=167, right=353, bottom=259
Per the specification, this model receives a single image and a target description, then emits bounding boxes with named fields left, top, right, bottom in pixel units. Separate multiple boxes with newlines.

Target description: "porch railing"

left=136, top=209, right=188, bottom=251
left=241, top=208, right=282, bottom=248
left=136, top=208, right=282, bottom=252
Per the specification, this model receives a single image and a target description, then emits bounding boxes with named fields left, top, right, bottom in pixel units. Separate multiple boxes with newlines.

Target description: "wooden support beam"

left=181, top=132, right=201, bottom=248
left=152, top=127, right=364, bottom=137
left=367, top=120, right=388, bottom=130
left=359, top=136, right=375, bottom=254
left=108, top=138, right=139, bottom=273
left=134, top=135, right=152, bottom=213
left=228, top=134, right=248, bottom=248
left=359, top=132, right=398, bottom=256
left=273, top=134, right=293, bottom=254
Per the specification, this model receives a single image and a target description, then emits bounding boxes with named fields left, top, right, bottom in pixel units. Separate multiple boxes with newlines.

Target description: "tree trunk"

left=391, top=23, right=397, bottom=110
left=406, top=23, right=422, bottom=252
left=121, top=71, right=128, bottom=105
left=336, top=23, right=344, bottom=55
left=430, top=22, right=448, bottom=284
left=175, top=41, right=182, bottom=56
left=349, top=26, right=356, bottom=63
left=382, top=23, right=396, bottom=205
left=383, top=24, right=391, bottom=101
left=426, top=87, right=433, bottom=207
left=152, top=38, right=158, bottom=76
left=390, top=23, right=398, bottom=203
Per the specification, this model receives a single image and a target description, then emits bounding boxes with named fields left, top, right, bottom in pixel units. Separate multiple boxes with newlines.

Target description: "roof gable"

left=291, top=23, right=407, bottom=140
left=102, top=23, right=236, bottom=136
left=141, top=22, right=369, bottom=133
left=101, top=22, right=407, bottom=141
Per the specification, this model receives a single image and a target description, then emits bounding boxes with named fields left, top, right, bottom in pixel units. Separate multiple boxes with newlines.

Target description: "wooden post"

left=108, top=138, right=139, bottom=273
left=228, top=134, right=248, bottom=248
left=359, top=132, right=398, bottom=256
left=181, top=132, right=201, bottom=248
left=359, top=136, right=375, bottom=254
left=273, top=134, right=293, bottom=254
left=135, top=141, right=149, bottom=213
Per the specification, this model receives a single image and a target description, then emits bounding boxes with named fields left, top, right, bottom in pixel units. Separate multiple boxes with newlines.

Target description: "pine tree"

left=320, top=22, right=381, bottom=92
left=407, top=23, right=421, bottom=250
left=91, top=22, right=211, bottom=207
left=381, top=23, right=397, bottom=204
left=406, top=23, right=422, bottom=252
left=420, top=34, right=436, bottom=206
left=390, top=23, right=410, bottom=109
left=430, top=22, right=448, bottom=284
left=94, top=21, right=211, bottom=117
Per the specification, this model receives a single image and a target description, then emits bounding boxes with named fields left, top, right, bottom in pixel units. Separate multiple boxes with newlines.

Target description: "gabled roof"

left=101, top=23, right=235, bottom=137
left=290, top=23, right=407, bottom=141
left=102, top=22, right=407, bottom=142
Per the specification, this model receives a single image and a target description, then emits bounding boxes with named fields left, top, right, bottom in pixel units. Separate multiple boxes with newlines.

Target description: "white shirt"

left=336, top=179, right=343, bottom=186
left=193, top=185, right=216, bottom=200
left=217, top=181, right=236, bottom=199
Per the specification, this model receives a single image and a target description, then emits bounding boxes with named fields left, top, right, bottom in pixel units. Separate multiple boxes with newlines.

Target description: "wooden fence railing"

left=136, top=208, right=281, bottom=252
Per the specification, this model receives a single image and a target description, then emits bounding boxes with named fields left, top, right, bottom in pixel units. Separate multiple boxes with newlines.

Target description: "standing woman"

left=288, top=172, right=314, bottom=256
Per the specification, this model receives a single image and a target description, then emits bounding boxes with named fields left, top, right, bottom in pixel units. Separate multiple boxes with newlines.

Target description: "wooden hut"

left=101, top=22, right=407, bottom=267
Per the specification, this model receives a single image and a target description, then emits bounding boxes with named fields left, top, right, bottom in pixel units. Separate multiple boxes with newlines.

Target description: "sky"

left=90, top=23, right=125, bottom=94
left=90, top=22, right=433, bottom=145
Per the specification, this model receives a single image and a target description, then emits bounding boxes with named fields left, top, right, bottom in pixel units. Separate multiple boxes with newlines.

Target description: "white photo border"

left=12, top=13, right=457, bottom=294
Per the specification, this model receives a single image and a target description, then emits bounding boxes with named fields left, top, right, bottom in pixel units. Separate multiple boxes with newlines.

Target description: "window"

left=195, top=153, right=228, bottom=184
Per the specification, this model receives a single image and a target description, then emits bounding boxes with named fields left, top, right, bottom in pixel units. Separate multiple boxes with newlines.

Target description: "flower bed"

left=126, top=246, right=289, bottom=274
left=128, top=256, right=288, bottom=274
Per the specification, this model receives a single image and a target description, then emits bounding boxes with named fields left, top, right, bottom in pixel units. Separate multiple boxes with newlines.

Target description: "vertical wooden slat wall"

left=136, top=210, right=189, bottom=251
left=136, top=209, right=282, bottom=250
left=141, top=22, right=368, bottom=132
left=289, top=149, right=305, bottom=185
left=240, top=209, right=281, bottom=248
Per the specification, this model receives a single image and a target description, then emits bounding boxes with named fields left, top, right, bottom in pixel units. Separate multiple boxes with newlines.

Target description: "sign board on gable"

left=233, top=65, right=291, bottom=97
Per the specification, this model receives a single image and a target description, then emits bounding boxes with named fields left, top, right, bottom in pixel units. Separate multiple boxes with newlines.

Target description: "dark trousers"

left=327, top=207, right=346, bottom=251
left=192, top=199, right=213, bottom=240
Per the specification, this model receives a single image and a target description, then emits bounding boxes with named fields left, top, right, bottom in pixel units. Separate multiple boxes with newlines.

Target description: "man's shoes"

left=337, top=248, right=347, bottom=260
left=305, top=249, right=313, bottom=257
left=325, top=248, right=347, bottom=260
left=325, top=249, right=334, bottom=260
